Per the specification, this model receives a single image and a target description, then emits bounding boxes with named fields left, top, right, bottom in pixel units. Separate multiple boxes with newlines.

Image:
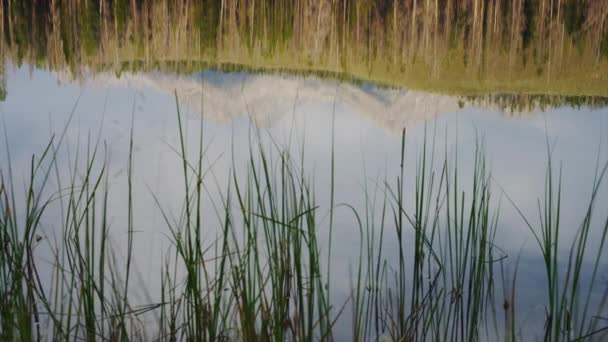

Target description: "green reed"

left=505, top=138, right=608, bottom=341
left=349, top=128, right=501, bottom=342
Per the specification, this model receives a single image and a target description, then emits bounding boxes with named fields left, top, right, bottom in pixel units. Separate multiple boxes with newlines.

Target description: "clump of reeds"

left=349, top=129, right=500, bottom=341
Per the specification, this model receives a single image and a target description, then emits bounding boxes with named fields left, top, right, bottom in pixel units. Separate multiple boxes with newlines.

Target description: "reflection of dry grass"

left=2, top=1, right=608, bottom=97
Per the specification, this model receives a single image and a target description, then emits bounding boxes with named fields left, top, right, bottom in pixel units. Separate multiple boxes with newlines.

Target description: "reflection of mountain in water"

left=58, top=71, right=608, bottom=134
left=60, top=70, right=462, bottom=134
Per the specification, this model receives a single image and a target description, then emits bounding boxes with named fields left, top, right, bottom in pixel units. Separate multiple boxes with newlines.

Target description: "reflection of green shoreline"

left=3, top=0, right=608, bottom=99
left=16, top=56, right=608, bottom=99
left=79, top=60, right=608, bottom=111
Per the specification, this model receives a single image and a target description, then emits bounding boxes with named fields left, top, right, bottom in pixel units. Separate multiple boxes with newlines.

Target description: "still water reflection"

left=1, top=64, right=608, bottom=340
left=3, top=1, right=608, bottom=339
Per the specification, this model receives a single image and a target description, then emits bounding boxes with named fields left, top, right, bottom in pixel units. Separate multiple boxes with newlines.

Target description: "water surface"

left=2, top=64, right=608, bottom=340
left=2, top=1, right=608, bottom=340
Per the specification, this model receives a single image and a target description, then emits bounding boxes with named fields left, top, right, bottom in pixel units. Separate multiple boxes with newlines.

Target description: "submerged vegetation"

left=1, top=98, right=607, bottom=341
left=1, top=0, right=608, bottom=97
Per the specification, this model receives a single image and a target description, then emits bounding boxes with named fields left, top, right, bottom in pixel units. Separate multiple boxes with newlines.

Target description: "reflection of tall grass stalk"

left=326, top=85, right=338, bottom=341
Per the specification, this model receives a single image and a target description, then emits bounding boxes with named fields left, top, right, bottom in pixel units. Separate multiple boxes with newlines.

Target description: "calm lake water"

left=2, top=1, right=608, bottom=341
left=2, top=64, right=608, bottom=340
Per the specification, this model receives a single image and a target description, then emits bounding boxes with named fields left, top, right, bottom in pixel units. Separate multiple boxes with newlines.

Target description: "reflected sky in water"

left=2, top=65, right=608, bottom=339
